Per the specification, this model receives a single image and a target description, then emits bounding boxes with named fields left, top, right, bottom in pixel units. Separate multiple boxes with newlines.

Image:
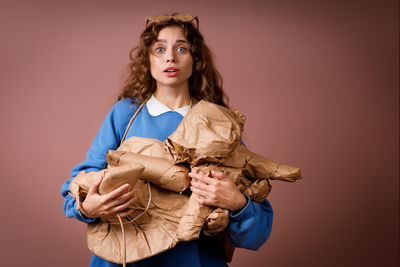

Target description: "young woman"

left=61, top=14, right=273, bottom=267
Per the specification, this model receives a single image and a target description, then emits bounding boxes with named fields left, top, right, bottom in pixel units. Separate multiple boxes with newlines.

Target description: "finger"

left=108, top=188, right=136, bottom=207
left=211, top=170, right=226, bottom=180
left=112, top=195, right=138, bottom=214
left=189, top=172, right=216, bottom=185
left=192, top=192, right=204, bottom=199
left=103, top=183, right=130, bottom=201
left=88, top=175, right=103, bottom=195
left=190, top=179, right=209, bottom=191
left=193, top=193, right=218, bottom=207
left=190, top=185, right=211, bottom=199
left=117, top=208, right=135, bottom=218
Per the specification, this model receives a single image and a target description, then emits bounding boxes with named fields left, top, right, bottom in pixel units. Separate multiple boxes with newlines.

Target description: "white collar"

left=146, top=95, right=190, bottom=117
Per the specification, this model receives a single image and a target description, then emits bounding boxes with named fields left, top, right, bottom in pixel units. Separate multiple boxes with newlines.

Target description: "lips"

left=164, top=67, right=178, bottom=72
left=164, top=67, right=179, bottom=77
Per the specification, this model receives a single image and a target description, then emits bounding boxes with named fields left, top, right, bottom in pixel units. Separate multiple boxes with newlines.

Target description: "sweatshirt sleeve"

left=60, top=99, right=136, bottom=223
left=227, top=195, right=273, bottom=250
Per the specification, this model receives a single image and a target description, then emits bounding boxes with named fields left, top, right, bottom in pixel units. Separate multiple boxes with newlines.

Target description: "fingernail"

left=188, top=173, right=193, bottom=177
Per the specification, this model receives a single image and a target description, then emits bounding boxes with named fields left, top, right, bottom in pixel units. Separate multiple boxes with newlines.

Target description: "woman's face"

left=149, top=26, right=193, bottom=90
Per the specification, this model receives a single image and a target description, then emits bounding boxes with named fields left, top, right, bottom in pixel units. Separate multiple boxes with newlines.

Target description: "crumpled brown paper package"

left=69, top=100, right=302, bottom=264
left=70, top=137, right=191, bottom=263
left=164, top=101, right=302, bottom=240
left=69, top=164, right=145, bottom=217
left=107, top=150, right=189, bottom=192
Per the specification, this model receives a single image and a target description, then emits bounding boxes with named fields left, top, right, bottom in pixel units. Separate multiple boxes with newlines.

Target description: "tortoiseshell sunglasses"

left=145, top=14, right=199, bottom=29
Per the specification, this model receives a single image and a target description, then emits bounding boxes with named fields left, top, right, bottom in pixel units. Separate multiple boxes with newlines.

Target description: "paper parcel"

left=69, top=100, right=302, bottom=264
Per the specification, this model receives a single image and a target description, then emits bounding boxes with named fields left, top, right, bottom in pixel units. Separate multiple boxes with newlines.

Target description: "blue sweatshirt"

left=60, top=98, right=273, bottom=267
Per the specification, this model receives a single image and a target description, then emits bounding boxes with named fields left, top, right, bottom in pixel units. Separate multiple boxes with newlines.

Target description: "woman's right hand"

left=80, top=176, right=137, bottom=219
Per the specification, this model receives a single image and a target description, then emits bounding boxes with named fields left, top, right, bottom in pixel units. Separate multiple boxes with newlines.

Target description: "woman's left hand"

left=189, top=170, right=247, bottom=212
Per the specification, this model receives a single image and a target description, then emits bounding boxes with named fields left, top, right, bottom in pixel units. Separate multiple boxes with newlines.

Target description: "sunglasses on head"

left=145, top=14, right=199, bottom=29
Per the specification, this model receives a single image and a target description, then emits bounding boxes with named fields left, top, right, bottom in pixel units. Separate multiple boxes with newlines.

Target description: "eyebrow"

left=155, top=39, right=189, bottom=44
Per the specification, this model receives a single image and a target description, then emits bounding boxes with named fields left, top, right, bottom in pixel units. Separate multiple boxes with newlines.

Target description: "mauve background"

left=0, top=0, right=398, bottom=266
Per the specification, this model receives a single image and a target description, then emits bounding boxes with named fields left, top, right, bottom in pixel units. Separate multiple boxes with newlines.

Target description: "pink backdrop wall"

left=0, top=0, right=398, bottom=266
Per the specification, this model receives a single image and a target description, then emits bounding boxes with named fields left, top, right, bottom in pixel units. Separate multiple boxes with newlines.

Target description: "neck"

left=154, top=83, right=191, bottom=110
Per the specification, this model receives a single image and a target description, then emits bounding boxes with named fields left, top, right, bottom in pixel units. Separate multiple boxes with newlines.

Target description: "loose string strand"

left=114, top=182, right=151, bottom=267
left=116, top=214, right=126, bottom=267
left=107, top=182, right=152, bottom=225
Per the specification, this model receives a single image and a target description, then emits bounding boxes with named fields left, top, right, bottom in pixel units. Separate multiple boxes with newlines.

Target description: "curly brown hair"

left=117, top=17, right=229, bottom=107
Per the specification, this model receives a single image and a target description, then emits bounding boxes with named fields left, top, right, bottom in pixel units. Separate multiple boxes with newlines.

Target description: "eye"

left=176, top=47, right=187, bottom=53
left=155, top=47, right=165, bottom=53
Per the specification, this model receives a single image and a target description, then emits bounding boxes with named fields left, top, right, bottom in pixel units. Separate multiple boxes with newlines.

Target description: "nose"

left=166, top=49, right=176, bottom=63
left=166, top=57, right=176, bottom=63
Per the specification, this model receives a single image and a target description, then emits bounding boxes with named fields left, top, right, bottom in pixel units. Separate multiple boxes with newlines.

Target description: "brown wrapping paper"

left=117, top=136, right=167, bottom=157
left=69, top=136, right=192, bottom=263
left=86, top=179, right=190, bottom=263
left=68, top=100, right=302, bottom=264
left=107, top=150, right=189, bottom=193
left=69, top=163, right=144, bottom=218
left=99, top=164, right=144, bottom=195
left=164, top=102, right=245, bottom=164
left=164, top=101, right=302, bottom=241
